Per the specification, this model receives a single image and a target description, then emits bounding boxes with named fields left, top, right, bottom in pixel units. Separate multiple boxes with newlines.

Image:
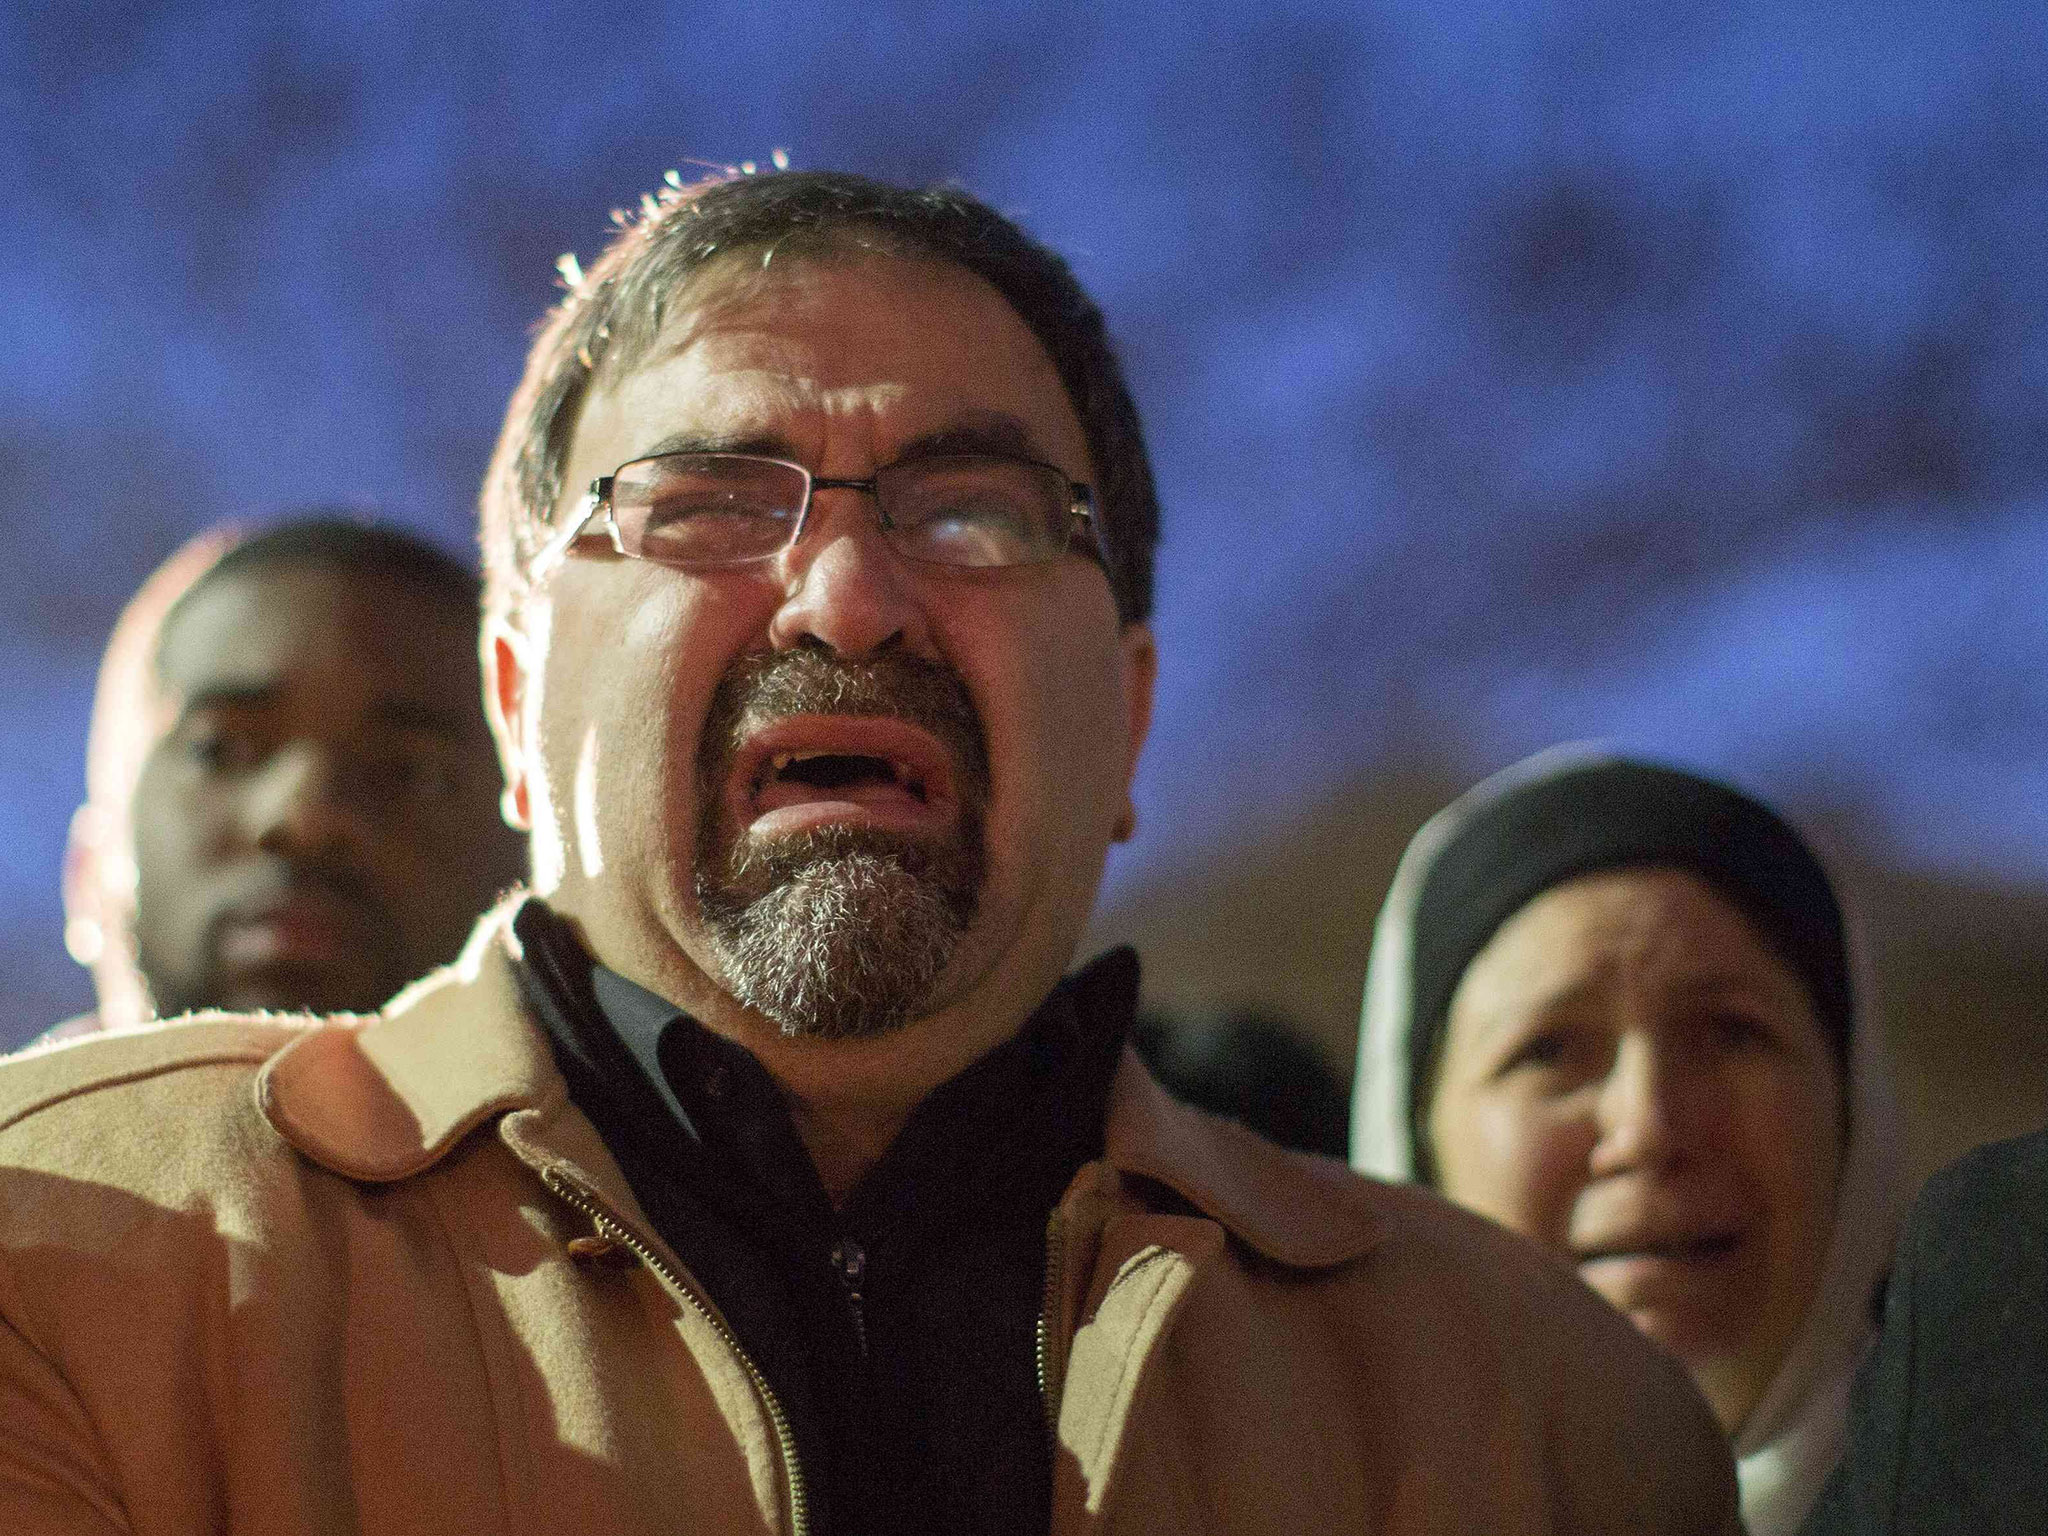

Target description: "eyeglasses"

left=531, top=451, right=1101, bottom=578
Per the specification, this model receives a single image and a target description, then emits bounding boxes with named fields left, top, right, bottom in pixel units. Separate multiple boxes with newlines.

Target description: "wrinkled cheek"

left=621, top=580, right=698, bottom=651
left=540, top=603, right=718, bottom=906
left=1761, top=1163, right=1840, bottom=1335
left=1761, top=1081, right=1848, bottom=1228
left=1440, top=1100, right=1578, bottom=1248
left=1000, top=662, right=1126, bottom=849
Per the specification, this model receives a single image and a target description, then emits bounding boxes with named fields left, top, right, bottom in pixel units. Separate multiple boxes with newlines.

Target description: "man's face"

left=491, top=250, right=1154, bottom=1047
left=128, top=561, right=524, bottom=1016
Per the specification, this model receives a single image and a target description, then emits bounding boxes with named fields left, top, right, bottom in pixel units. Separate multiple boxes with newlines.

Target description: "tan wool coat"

left=0, top=906, right=1741, bottom=1535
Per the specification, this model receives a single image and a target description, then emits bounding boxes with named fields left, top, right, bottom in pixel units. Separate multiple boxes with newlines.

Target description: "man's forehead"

left=672, top=245, right=1042, bottom=365
left=660, top=241, right=984, bottom=326
left=641, top=368, right=912, bottom=428
left=156, top=562, right=476, bottom=702
left=577, top=249, right=1089, bottom=474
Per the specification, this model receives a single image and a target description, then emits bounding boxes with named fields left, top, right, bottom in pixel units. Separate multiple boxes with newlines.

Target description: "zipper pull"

left=540, top=1173, right=641, bottom=1272
left=567, top=1232, right=638, bottom=1270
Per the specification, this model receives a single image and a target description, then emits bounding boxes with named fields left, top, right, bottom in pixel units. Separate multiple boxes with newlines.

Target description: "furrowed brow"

left=893, top=412, right=1045, bottom=464
left=632, top=411, right=1050, bottom=469
left=1668, top=972, right=1790, bottom=1005
left=634, top=430, right=799, bottom=462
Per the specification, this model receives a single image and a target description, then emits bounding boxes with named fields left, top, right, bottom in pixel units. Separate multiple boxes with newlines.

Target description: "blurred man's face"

left=491, top=250, right=1154, bottom=1048
left=128, top=561, right=523, bottom=1015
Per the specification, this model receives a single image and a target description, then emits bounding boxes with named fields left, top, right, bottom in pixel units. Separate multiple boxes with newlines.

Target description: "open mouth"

left=756, top=749, right=929, bottom=807
left=731, top=716, right=960, bottom=837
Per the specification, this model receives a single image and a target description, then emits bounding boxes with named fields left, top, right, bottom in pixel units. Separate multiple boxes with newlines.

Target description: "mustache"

left=695, top=646, right=991, bottom=810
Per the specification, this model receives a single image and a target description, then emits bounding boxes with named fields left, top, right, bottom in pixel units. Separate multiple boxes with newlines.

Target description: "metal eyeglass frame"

left=529, top=450, right=1104, bottom=580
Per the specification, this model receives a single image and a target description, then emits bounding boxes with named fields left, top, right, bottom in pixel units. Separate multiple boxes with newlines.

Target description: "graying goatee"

left=693, top=649, right=989, bottom=1040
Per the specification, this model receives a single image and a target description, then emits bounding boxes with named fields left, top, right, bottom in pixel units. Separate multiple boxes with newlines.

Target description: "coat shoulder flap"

left=0, top=1014, right=311, bottom=1140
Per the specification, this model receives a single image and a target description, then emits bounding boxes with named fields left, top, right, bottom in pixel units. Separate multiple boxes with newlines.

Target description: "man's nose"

left=1587, top=1032, right=1708, bottom=1177
left=244, top=743, right=376, bottom=862
left=764, top=488, right=932, bottom=658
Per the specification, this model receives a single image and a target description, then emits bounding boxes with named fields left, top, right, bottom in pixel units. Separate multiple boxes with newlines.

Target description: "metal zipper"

left=542, top=1167, right=811, bottom=1536
left=829, top=1238, right=870, bottom=1359
left=1035, top=1207, right=1067, bottom=1445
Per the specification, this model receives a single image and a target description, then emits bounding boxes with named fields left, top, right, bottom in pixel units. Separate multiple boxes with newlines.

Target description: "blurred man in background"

left=49, top=517, right=525, bottom=1040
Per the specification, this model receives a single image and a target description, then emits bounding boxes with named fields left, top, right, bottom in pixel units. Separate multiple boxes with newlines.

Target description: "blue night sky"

left=1, top=0, right=2043, bottom=1040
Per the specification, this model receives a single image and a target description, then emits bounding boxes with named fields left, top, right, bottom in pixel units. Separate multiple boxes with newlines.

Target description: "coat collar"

left=1101, top=1049, right=1384, bottom=1267
left=259, top=895, right=1385, bottom=1268
left=256, top=896, right=553, bottom=1183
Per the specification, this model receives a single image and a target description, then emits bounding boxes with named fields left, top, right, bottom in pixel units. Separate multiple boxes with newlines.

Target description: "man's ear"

left=61, top=803, right=109, bottom=967
left=482, top=615, right=535, bottom=832
left=1112, top=622, right=1157, bottom=844
left=63, top=800, right=152, bottom=1026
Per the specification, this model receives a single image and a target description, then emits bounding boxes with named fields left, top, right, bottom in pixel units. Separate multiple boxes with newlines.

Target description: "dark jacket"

left=1802, top=1126, right=2048, bottom=1535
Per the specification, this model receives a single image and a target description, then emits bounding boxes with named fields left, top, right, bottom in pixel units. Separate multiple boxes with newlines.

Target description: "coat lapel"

left=1100, top=1049, right=1386, bottom=1267
left=256, top=897, right=555, bottom=1183
left=256, top=894, right=696, bottom=1281
left=1047, top=1053, right=1390, bottom=1525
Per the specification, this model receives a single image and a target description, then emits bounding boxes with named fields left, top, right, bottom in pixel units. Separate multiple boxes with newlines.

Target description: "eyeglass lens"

left=608, top=453, right=1077, bottom=569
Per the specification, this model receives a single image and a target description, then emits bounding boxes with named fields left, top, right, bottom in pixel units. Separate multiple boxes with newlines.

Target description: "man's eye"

left=898, top=478, right=1035, bottom=532
left=187, top=730, right=265, bottom=772
left=894, top=490, right=1043, bottom=566
left=644, top=490, right=777, bottom=528
left=925, top=490, right=1031, bottom=530
left=634, top=493, right=793, bottom=563
left=909, top=514, right=1033, bottom=566
left=1506, top=1031, right=1568, bottom=1071
left=1709, top=1011, right=1773, bottom=1053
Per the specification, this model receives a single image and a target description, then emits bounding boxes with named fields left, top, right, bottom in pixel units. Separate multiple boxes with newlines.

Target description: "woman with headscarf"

left=1351, top=747, right=1905, bottom=1536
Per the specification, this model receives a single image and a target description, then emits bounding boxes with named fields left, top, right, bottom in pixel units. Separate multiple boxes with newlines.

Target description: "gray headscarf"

left=1351, top=745, right=1906, bottom=1536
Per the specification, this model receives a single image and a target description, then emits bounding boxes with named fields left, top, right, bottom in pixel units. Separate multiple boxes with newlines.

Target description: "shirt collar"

left=512, top=897, right=705, bottom=1139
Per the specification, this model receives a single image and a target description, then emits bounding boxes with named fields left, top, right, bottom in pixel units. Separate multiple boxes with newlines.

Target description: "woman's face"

left=1428, top=867, right=1845, bottom=1434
